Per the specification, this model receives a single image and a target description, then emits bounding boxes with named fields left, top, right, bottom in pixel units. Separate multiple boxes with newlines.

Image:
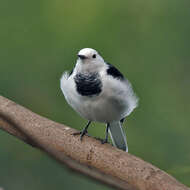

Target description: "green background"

left=0, top=0, right=190, bottom=189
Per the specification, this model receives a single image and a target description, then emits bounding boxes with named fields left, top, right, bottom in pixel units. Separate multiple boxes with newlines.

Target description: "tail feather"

left=108, top=121, right=128, bottom=152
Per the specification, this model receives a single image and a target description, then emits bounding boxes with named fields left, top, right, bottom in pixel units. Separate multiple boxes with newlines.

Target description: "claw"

left=101, top=139, right=108, bottom=144
left=73, top=132, right=82, bottom=136
left=72, top=129, right=89, bottom=141
left=72, top=121, right=91, bottom=141
left=80, top=129, right=87, bottom=141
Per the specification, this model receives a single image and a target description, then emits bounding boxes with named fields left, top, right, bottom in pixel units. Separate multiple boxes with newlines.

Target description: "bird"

left=60, top=48, right=138, bottom=152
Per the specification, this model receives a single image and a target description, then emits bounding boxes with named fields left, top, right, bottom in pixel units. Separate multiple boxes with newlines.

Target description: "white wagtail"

left=60, top=48, right=138, bottom=152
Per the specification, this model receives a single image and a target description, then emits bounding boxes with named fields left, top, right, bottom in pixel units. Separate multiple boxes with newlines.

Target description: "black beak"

left=78, top=54, right=86, bottom=60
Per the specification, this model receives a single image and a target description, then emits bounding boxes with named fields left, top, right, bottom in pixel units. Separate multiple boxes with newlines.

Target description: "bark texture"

left=0, top=95, right=189, bottom=190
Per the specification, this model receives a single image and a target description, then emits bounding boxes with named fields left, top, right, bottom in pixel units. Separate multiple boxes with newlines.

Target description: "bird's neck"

left=75, top=61, right=105, bottom=74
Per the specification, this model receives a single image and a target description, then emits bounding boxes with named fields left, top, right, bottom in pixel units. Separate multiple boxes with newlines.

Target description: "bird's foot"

left=94, top=137, right=108, bottom=144
left=73, top=129, right=89, bottom=141
left=101, top=139, right=108, bottom=144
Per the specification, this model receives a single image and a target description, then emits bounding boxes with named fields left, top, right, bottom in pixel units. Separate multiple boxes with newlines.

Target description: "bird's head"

left=77, top=48, right=104, bottom=65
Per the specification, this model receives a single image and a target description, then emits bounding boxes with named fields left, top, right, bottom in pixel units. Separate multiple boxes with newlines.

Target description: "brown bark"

left=0, top=95, right=189, bottom=190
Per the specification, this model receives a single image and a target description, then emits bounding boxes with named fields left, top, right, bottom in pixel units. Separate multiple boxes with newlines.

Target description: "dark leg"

left=101, top=123, right=109, bottom=144
left=73, top=121, right=91, bottom=141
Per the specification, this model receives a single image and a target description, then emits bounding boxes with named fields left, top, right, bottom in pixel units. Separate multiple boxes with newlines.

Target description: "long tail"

left=108, top=121, right=128, bottom=152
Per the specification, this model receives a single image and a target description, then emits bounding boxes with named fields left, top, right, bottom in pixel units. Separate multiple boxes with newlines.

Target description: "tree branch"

left=0, top=95, right=189, bottom=190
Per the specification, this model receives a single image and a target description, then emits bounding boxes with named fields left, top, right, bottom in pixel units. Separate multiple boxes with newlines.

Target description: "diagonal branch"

left=0, top=95, right=189, bottom=190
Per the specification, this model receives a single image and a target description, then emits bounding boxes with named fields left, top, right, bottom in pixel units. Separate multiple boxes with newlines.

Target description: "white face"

left=77, top=48, right=104, bottom=64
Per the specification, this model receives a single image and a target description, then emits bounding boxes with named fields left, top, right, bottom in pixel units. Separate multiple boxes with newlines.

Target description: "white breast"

left=60, top=70, right=138, bottom=123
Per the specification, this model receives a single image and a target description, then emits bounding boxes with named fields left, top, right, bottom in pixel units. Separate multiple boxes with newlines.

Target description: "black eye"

left=92, top=54, right=96, bottom=58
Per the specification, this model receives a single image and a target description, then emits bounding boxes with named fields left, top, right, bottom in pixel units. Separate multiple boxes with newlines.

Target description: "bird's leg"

left=73, top=121, right=91, bottom=141
left=101, top=123, right=109, bottom=144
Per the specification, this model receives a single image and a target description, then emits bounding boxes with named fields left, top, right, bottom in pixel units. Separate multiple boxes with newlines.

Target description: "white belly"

left=61, top=74, right=137, bottom=123
left=69, top=94, right=126, bottom=123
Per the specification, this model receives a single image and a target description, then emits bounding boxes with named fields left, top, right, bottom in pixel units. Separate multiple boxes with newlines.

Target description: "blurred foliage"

left=0, top=0, right=190, bottom=189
